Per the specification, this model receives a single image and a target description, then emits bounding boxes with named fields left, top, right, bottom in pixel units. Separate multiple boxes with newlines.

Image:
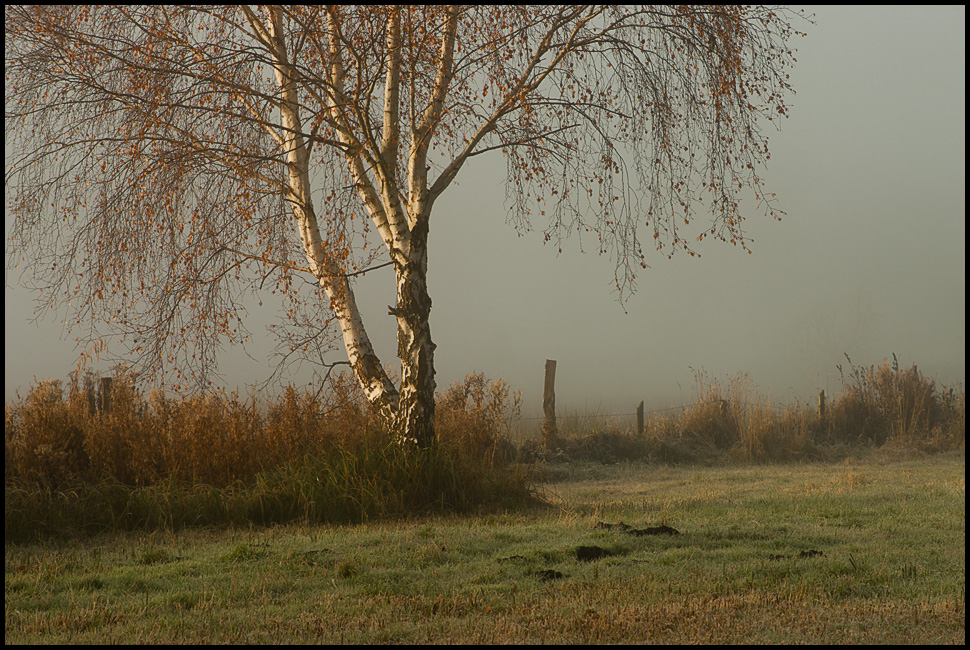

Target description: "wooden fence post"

left=87, top=384, right=97, bottom=416
left=99, top=376, right=113, bottom=415
left=541, top=359, right=559, bottom=450
left=818, top=389, right=826, bottom=427
left=636, top=401, right=644, bottom=436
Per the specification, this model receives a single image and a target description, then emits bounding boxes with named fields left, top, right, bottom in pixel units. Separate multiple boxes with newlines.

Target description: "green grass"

left=5, top=452, right=964, bottom=643
left=6, top=363, right=963, bottom=543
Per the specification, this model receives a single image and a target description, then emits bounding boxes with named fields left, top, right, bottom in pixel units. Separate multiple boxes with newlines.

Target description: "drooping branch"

left=5, top=4, right=805, bottom=427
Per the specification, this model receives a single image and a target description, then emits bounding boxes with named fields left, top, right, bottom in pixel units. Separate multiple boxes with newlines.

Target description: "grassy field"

left=5, top=451, right=964, bottom=643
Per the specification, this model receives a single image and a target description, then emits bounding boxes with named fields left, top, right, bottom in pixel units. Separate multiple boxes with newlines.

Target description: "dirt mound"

left=597, top=521, right=681, bottom=536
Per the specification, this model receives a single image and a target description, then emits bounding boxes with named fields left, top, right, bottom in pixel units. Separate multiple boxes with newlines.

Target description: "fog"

left=5, top=6, right=965, bottom=423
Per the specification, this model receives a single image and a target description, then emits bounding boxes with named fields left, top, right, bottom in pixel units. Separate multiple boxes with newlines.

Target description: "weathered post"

left=818, top=389, right=826, bottom=426
left=99, top=376, right=113, bottom=415
left=541, top=359, right=559, bottom=450
left=636, top=401, right=644, bottom=436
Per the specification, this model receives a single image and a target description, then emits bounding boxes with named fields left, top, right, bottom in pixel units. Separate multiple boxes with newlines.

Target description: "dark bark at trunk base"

left=390, top=244, right=436, bottom=448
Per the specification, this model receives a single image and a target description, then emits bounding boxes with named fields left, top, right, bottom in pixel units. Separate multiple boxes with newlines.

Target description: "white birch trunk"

left=260, top=6, right=460, bottom=447
left=389, top=6, right=461, bottom=447
left=391, top=220, right=437, bottom=447
left=265, top=7, right=399, bottom=421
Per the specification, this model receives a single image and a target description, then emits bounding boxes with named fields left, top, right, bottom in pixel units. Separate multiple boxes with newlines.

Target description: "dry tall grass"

left=827, top=354, right=963, bottom=449
left=550, top=359, right=963, bottom=465
left=4, top=357, right=963, bottom=541
left=4, top=371, right=534, bottom=541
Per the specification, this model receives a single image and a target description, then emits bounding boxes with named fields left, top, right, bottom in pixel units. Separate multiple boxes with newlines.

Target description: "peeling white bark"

left=265, top=6, right=399, bottom=419
left=264, top=6, right=455, bottom=445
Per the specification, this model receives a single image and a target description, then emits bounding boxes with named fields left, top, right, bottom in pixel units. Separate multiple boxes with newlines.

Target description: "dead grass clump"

left=143, top=389, right=266, bottom=486
left=435, top=372, right=521, bottom=467
left=563, top=430, right=652, bottom=464
left=4, top=369, right=540, bottom=541
left=679, top=373, right=736, bottom=450
left=541, top=357, right=962, bottom=465
left=5, top=370, right=534, bottom=490
left=4, top=379, right=89, bottom=486
left=765, top=405, right=815, bottom=460
left=827, top=355, right=960, bottom=448
left=677, top=371, right=782, bottom=461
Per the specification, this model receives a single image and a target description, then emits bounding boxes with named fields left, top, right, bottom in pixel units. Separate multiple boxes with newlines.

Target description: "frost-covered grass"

left=5, top=453, right=964, bottom=644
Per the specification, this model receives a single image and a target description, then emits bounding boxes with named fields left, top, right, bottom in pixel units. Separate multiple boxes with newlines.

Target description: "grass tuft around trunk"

left=5, top=372, right=537, bottom=543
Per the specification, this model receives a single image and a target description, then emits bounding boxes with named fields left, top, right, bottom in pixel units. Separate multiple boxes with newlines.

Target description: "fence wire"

left=514, top=401, right=797, bottom=422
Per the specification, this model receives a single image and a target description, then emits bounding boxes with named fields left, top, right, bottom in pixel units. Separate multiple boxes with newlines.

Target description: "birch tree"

left=5, top=5, right=805, bottom=447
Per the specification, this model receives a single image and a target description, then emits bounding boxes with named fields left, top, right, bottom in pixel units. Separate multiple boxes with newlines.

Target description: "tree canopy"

left=5, top=5, right=805, bottom=445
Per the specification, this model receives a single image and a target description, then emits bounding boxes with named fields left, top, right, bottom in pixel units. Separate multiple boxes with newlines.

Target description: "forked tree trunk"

left=269, top=5, right=452, bottom=449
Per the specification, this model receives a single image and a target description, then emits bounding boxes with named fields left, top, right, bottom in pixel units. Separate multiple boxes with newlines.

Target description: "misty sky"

left=5, top=6, right=966, bottom=423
